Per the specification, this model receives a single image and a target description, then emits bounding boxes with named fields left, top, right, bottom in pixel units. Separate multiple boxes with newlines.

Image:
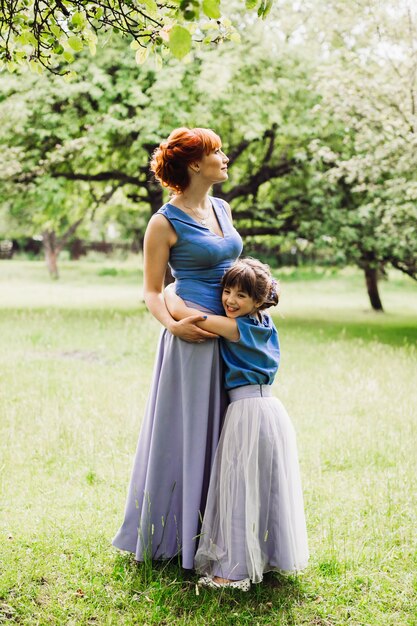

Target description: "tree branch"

left=50, top=169, right=145, bottom=187
left=237, top=226, right=290, bottom=236
left=56, top=216, right=85, bottom=252
left=262, top=123, right=278, bottom=164
left=220, top=160, right=294, bottom=202
left=390, top=259, right=417, bottom=280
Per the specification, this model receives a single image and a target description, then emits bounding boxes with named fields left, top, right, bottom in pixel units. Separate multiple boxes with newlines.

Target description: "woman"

left=112, top=127, right=243, bottom=569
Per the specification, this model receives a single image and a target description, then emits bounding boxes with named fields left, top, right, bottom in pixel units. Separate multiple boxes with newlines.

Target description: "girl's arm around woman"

left=164, top=283, right=239, bottom=342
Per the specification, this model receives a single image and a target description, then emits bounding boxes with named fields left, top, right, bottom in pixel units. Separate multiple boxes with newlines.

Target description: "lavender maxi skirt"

left=194, top=385, right=309, bottom=582
left=112, top=323, right=227, bottom=569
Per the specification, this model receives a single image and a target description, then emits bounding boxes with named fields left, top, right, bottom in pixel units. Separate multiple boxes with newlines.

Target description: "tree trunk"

left=69, top=238, right=86, bottom=260
left=42, top=218, right=85, bottom=279
left=42, top=230, right=60, bottom=279
left=148, top=185, right=163, bottom=215
left=364, top=265, right=383, bottom=311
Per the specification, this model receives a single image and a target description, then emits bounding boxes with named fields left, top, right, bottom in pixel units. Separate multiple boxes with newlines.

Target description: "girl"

left=164, top=258, right=309, bottom=590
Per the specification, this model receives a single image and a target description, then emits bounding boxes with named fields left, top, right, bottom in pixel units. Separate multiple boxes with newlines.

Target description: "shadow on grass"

left=280, top=317, right=417, bottom=348
left=112, top=553, right=307, bottom=625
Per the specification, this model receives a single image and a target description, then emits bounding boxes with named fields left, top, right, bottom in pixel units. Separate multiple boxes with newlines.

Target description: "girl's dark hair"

left=221, top=257, right=280, bottom=310
left=150, top=127, right=222, bottom=193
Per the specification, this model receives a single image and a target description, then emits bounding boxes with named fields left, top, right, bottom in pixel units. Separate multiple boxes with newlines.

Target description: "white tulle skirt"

left=194, top=384, right=309, bottom=583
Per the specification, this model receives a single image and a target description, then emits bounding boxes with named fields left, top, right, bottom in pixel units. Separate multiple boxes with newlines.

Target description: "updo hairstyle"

left=150, top=127, right=222, bottom=193
left=221, top=257, right=280, bottom=310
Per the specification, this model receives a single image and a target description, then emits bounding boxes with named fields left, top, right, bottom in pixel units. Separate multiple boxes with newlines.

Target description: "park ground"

left=0, top=258, right=416, bottom=625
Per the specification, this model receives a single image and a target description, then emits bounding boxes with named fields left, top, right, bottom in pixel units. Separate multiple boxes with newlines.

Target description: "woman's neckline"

left=165, top=199, right=225, bottom=239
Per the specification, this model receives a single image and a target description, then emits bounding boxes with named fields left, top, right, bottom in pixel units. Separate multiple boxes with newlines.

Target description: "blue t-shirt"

left=220, top=313, right=280, bottom=390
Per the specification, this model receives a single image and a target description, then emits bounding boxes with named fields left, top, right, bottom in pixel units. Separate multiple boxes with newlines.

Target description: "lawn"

left=0, top=258, right=416, bottom=625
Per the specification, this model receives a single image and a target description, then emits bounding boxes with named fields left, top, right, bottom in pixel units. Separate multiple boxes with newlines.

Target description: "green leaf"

left=67, top=36, right=83, bottom=52
left=63, top=51, right=75, bottom=63
left=143, top=0, right=158, bottom=16
left=84, top=30, right=97, bottom=44
left=135, top=46, right=149, bottom=65
left=130, top=40, right=140, bottom=50
left=262, top=0, right=273, bottom=18
left=63, top=70, right=77, bottom=82
left=50, top=23, right=62, bottom=39
left=16, top=30, right=37, bottom=46
left=168, top=25, right=192, bottom=60
left=16, top=31, right=31, bottom=45
left=14, top=51, right=27, bottom=62
left=29, top=60, right=42, bottom=74
left=71, top=11, right=86, bottom=29
left=202, top=0, right=221, bottom=19
left=184, top=9, right=197, bottom=20
left=246, top=0, right=258, bottom=9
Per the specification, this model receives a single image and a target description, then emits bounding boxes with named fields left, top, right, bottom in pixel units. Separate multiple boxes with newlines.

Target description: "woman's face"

left=196, top=148, right=229, bottom=184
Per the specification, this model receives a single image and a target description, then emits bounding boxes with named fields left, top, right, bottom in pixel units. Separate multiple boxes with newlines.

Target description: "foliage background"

left=1, top=0, right=416, bottom=308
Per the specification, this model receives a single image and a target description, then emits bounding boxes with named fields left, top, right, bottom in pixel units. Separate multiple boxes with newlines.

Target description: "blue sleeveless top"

left=158, top=197, right=243, bottom=314
left=220, top=313, right=280, bottom=390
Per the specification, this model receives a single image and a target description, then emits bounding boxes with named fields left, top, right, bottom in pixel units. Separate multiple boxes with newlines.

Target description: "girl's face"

left=196, top=148, right=229, bottom=184
left=222, top=285, right=260, bottom=319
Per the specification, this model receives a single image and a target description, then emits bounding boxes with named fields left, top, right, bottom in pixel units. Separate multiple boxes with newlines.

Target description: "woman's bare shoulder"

left=146, top=212, right=177, bottom=245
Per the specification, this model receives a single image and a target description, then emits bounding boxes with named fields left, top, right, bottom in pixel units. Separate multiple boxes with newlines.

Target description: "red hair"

left=150, top=127, right=222, bottom=193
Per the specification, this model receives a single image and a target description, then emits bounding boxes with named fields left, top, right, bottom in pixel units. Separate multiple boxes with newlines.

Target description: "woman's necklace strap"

left=183, top=201, right=211, bottom=226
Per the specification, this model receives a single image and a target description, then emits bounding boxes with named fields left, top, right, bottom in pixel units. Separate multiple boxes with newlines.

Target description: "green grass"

left=1, top=259, right=416, bottom=625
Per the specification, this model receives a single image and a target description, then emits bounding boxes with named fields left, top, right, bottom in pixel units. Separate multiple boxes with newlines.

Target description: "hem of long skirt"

left=198, top=560, right=309, bottom=584
left=112, top=542, right=196, bottom=571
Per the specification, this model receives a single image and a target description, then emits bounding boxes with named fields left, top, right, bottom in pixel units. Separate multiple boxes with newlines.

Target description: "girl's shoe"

left=198, top=575, right=251, bottom=591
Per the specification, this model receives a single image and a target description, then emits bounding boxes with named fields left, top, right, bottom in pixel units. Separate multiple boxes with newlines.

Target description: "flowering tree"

left=307, top=0, right=417, bottom=309
left=1, top=0, right=415, bottom=311
left=0, top=24, right=312, bottom=277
